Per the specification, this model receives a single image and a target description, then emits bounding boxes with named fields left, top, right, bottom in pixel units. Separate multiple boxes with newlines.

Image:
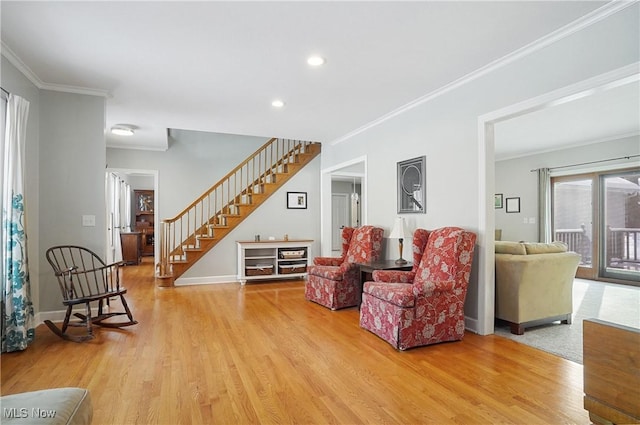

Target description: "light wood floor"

left=1, top=258, right=590, bottom=424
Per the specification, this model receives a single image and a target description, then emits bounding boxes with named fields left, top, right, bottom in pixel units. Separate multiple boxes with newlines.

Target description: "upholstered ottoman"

left=1, top=387, right=92, bottom=425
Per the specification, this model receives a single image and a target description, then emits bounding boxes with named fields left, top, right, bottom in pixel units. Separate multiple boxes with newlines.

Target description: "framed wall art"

left=397, top=156, right=426, bottom=214
left=287, top=192, right=307, bottom=209
left=495, top=193, right=503, bottom=209
left=505, top=197, right=521, bottom=213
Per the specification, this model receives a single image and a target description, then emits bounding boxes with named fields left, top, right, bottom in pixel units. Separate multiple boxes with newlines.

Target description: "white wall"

left=495, top=136, right=640, bottom=242
left=179, top=156, right=321, bottom=283
left=321, top=4, right=639, bottom=333
left=107, top=129, right=269, bottom=221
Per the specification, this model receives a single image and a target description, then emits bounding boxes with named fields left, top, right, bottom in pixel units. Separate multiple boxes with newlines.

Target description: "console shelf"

left=237, top=240, right=313, bottom=285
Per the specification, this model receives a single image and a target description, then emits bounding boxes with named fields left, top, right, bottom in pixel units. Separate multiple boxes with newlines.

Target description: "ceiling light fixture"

left=111, top=125, right=135, bottom=136
left=307, top=56, right=325, bottom=66
left=271, top=99, right=285, bottom=108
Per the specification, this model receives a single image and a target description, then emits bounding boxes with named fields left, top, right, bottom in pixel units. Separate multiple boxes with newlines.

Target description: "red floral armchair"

left=305, top=225, right=383, bottom=310
left=359, top=227, right=477, bottom=350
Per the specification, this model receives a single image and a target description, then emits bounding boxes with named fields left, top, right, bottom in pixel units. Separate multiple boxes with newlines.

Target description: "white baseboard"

left=174, top=275, right=238, bottom=286
left=36, top=306, right=100, bottom=326
left=464, top=315, right=480, bottom=334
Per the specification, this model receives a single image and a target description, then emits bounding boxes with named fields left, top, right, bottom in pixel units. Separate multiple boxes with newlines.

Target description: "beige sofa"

left=1, top=387, right=92, bottom=425
left=495, top=241, right=581, bottom=335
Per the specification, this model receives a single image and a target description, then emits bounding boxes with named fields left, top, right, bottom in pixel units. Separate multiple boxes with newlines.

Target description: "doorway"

left=330, top=177, right=362, bottom=253
left=105, top=168, right=158, bottom=266
left=320, top=156, right=366, bottom=257
left=480, top=65, right=639, bottom=335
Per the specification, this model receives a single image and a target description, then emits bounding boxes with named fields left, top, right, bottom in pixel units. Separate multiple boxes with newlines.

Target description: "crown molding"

left=330, top=0, right=637, bottom=146
left=1, top=41, right=110, bottom=98
left=1, top=41, right=43, bottom=88
left=495, top=130, right=640, bottom=162
left=39, top=82, right=110, bottom=98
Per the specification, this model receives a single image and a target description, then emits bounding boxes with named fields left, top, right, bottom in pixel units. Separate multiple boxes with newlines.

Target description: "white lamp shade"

left=389, top=217, right=406, bottom=239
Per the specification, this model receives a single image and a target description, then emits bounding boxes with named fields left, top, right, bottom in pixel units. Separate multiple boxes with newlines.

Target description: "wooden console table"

left=583, top=318, right=640, bottom=425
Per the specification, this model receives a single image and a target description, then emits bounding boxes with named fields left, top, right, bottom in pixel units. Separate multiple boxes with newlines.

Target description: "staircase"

left=156, top=138, right=321, bottom=286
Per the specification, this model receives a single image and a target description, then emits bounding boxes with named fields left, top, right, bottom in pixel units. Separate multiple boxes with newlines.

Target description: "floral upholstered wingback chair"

left=305, top=225, right=384, bottom=310
left=359, top=227, right=477, bottom=350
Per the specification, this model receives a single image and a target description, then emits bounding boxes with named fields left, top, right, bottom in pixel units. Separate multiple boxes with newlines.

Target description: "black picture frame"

left=397, top=156, right=426, bottom=214
left=287, top=192, right=307, bottom=209
left=505, top=197, right=520, bottom=213
left=495, top=193, right=503, bottom=209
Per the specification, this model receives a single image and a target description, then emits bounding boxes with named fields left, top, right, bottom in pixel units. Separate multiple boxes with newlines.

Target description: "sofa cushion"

left=524, top=241, right=568, bottom=254
left=1, top=387, right=93, bottom=425
left=495, top=241, right=526, bottom=255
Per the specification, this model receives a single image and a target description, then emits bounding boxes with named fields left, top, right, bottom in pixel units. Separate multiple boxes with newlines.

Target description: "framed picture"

left=494, top=193, right=503, bottom=209
left=287, top=192, right=307, bottom=209
left=134, top=190, right=154, bottom=213
left=397, top=156, right=426, bottom=214
left=506, top=197, right=520, bottom=213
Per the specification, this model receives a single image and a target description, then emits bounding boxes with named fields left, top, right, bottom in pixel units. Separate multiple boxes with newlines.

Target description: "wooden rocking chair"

left=45, top=245, right=138, bottom=342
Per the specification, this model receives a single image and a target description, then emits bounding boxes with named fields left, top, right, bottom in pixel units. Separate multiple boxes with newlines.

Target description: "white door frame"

left=105, top=167, right=159, bottom=263
left=321, top=156, right=367, bottom=257
left=477, top=63, right=639, bottom=335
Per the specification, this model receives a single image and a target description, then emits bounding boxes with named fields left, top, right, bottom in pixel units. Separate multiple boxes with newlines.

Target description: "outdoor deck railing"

left=554, top=225, right=640, bottom=269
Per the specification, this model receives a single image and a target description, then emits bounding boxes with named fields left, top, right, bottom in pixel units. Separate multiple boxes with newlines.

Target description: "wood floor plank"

left=1, top=258, right=590, bottom=424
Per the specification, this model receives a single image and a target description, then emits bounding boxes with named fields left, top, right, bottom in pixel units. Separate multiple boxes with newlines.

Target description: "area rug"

left=494, top=278, right=640, bottom=364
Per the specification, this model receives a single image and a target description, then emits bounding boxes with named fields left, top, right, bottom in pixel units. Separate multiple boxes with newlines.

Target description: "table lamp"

left=389, top=217, right=407, bottom=265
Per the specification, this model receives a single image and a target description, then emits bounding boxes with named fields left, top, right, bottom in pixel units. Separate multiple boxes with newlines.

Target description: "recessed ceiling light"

left=307, top=56, right=325, bottom=66
left=111, top=125, right=135, bottom=136
left=271, top=99, right=285, bottom=108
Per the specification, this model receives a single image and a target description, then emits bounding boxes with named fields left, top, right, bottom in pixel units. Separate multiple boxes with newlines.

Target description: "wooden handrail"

left=163, top=137, right=277, bottom=223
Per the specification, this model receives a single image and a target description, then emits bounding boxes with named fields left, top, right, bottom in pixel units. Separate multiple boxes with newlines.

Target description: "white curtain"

left=537, top=167, right=552, bottom=243
left=1, top=93, right=35, bottom=352
left=123, top=181, right=131, bottom=231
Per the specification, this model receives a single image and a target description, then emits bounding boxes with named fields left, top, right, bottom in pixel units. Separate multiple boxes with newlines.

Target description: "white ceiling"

left=3, top=1, right=635, bottom=156
left=495, top=79, right=640, bottom=161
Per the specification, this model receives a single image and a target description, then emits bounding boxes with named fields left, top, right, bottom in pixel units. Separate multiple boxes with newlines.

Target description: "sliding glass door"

left=602, top=170, right=640, bottom=282
left=552, top=175, right=596, bottom=279
left=552, top=168, right=640, bottom=284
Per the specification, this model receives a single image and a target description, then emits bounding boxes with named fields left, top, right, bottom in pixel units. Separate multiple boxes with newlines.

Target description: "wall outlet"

left=82, top=215, right=96, bottom=227
left=523, top=217, right=529, bottom=224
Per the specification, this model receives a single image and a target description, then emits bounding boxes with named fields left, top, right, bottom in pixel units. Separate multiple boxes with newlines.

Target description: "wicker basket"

left=246, top=265, right=273, bottom=276
left=279, top=264, right=306, bottom=274
left=280, top=250, right=305, bottom=259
